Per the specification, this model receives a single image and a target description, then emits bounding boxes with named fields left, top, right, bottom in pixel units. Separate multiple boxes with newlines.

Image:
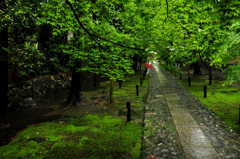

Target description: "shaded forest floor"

left=0, top=72, right=148, bottom=159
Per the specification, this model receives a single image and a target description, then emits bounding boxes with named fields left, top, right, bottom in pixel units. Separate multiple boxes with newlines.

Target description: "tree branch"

left=168, top=17, right=189, bottom=31
left=93, top=34, right=144, bottom=51
left=166, top=0, right=168, bottom=18
left=65, top=0, right=144, bottom=51
left=65, top=0, right=103, bottom=50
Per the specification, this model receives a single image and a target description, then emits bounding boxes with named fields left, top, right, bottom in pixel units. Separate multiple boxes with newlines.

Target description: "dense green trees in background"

left=148, top=0, right=240, bottom=85
left=0, top=0, right=239, bottom=123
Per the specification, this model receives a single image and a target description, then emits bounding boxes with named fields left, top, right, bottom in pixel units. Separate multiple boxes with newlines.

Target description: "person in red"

left=149, top=64, right=153, bottom=70
left=142, top=63, right=153, bottom=70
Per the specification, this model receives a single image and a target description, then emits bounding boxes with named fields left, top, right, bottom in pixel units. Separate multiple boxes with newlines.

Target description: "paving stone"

left=172, top=114, right=199, bottom=127
left=161, top=88, right=174, bottom=92
left=167, top=100, right=184, bottom=107
left=169, top=107, right=190, bottom=115
left=165, top=94, right=179, bottom=100
left=183, top=147, right=219, bottom=159
left=176, top=127, right=212, bottom=147
left=154, top=94, right=165, bottom=100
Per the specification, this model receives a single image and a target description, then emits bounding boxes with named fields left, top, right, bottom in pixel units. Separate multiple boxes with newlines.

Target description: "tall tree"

left=0, top=1, right=9, bottom=126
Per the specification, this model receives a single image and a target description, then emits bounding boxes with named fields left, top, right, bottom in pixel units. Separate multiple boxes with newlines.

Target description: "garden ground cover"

left=0, top=72, right=148, bottom=159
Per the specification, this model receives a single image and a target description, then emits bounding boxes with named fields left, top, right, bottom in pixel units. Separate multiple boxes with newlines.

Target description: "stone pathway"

left=155, top=62, right=219, bottom=159
left=142, top=61, right=240, bottom=159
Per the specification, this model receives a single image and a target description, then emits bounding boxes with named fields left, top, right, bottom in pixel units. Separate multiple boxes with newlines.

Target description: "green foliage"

left=224, top=63, right=240, bottom=85
left=147, top=0, right=240, bottom=83
left=3, top=0, right=150, bottom=80
left=34, top=0, right=145, bottom=80
left=8, top=40, right=45, bottom=77
left=2, top=0, right=240, bottom=82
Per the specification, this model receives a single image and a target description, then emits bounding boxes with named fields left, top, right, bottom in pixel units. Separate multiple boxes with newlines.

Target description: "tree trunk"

left=188, top=68, right=190, bottom=77
left=0, top=26, right=8, bottom=126
left=193, top=62, right=201, bottom=75
left=110, top=79, right=114, bottom=103
left=117, top=80, right=122, bottom=89
left=139, top=55, right=142, bottom=71
left=67, top=66, right=81, bottom=105
left=38, top=24, right=52, bottom=51
left=133, top=54, right=139, bottom=72
left=208, top=66, right=212, bottom=85
left=38, top=24, right=54, bottom=73
left=93, top=74, right=98, bottom=90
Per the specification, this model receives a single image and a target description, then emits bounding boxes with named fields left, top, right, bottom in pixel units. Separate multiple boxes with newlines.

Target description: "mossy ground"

left=0, top=72, right=148, bottom=159
left=180, top=74, right=240, bottom=133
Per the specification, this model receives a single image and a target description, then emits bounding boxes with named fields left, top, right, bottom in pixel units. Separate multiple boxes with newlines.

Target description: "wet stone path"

left=142, top=61, right=240, bottom=159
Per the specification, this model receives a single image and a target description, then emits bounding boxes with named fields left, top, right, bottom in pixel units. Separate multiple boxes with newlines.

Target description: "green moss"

left=0, top=115, right=143, bottom=158
left=64, top=125, right=89, bottom=133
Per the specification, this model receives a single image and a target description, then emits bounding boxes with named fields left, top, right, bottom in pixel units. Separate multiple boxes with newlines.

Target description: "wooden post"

left=110, top=79, right=114, bottom=103
left=188, top=77, right=191, bottom=87
left=204, top=85, right=207, bottom=98
left=140, top=78, right=143, bottom=86
left=136, top=85, right=139, bottom=96
left=126, top=102, right=131, bottom=122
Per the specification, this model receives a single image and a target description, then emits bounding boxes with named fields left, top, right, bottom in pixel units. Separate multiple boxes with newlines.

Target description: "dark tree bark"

left=133, top=54, right=139, bottom=72
left=208, top=66, right=212, bottom=85
left=110, top=79, right=114, bottom=103
left=193, top=62, right=201, bottom=75
left=93, top=74, right=98, bottom=90
left=67, top=65, right=81, bottom=105
left=0, top=26, right=8, bottom=125
left=199, top=56, right=213, bottom=86
left=187, top=68, right=191, bottom=77
left=38, top=24, right=56, bottom=74
left=38, top=24, right=52, bottom=51
left=117, top=80, right=123, bottom=89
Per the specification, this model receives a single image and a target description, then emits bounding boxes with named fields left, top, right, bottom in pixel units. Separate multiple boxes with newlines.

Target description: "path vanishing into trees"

left=142, top=61, right=240, bottom=159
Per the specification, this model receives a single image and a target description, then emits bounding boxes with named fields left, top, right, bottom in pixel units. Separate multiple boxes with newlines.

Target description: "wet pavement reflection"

left=154, top=61, right=220, bottom=159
